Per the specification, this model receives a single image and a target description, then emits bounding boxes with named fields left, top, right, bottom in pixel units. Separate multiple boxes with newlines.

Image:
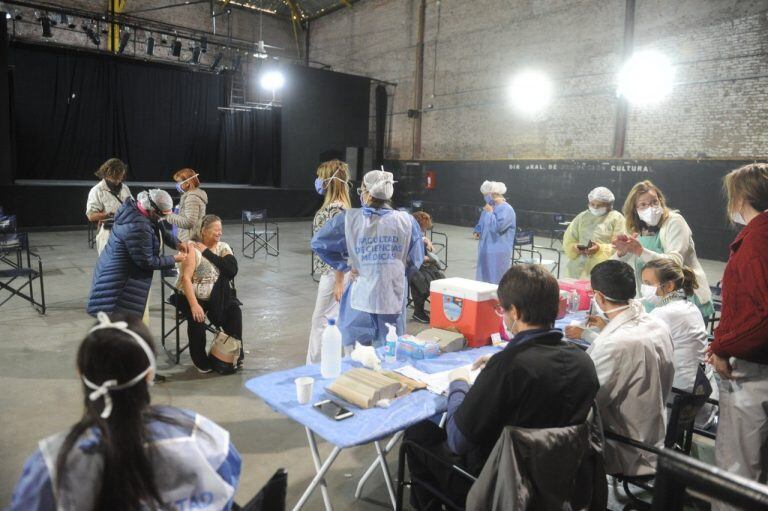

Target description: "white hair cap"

left=480, top=181, right=493, bottom=194
left=487, top=181, right=507, bottom=195
left=588, top=186, right=615, bottom=203
left=362, top=170, right=396, bottom=200
left=137, top=189, right=173, bottom=212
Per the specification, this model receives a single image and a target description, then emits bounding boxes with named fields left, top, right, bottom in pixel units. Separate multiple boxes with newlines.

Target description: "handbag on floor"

left=209, top=331, right=242, bottom=375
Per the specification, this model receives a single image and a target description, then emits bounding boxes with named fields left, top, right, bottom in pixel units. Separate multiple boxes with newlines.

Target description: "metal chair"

left=159, top=268, right=216, bottom=364
left=707, top=282, right=722, bottom=334
left=607, top=365, right=713, bottom=509
left=242, top=209, right=279, bottom=258
left=87, top=221, right=97, bottom=249
left=550, top=213, right=571, bottom=248
left=512, top=230, right=562, bottom=277
left=0, top=216, right=46, bottom=315
left=427, top=229, right=448, bottom=271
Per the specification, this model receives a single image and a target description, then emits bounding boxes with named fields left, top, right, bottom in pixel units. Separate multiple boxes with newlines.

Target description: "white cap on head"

left=486, top=181, right=507, bottom=195
left=362, top=170, right=396, bottom=200
left=588, top=186, right=615, bottom=203
left=480, top=181, right=493, bottom=194
left=137, top=189, right=173, bottom=212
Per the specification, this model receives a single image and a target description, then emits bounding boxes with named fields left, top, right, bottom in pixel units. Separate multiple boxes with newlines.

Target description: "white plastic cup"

left=295, top=377, right=314, bottom=405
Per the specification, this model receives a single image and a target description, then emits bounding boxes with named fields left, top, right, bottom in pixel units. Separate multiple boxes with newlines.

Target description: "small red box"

left=558, top=278, right=594, bottom=311
left=429, top=278, right=499, bottom=348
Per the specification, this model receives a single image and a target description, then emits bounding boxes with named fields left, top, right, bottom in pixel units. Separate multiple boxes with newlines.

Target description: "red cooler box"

left=429, top=278, right=499, bottom=348
left=558, top=278, right=594, bottom=311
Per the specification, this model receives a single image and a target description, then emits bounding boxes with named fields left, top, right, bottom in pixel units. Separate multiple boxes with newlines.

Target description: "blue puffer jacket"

left=87, top=198, right=178, bottom=317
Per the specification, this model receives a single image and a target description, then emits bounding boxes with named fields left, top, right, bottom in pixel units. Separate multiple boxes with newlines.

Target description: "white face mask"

left=640, top=284, right=662, bottom=306
left=589, top=207, right=607, bottom=217
left=637, top=205, right=664, bottom=227
left=592, top=293, right=630, bottom=320
left=731, top=210, right=747, bottom=226
left=503, top=314, right=517, bottom=338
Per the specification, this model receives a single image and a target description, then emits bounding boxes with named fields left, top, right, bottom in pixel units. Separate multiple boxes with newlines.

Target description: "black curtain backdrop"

left=8, top=42, right=279, bottom=185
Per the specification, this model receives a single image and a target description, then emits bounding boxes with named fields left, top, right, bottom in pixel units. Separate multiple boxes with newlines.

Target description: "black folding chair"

left=607, top=365, right=713, bottom=509
left=159, top=268, right=217, bottom=364
left=549, top=213, right=571, bottom=248
left=0, top=218, right=46, bottom=315
left=707, top=282, right=722, bottom=334
left=427, top=229, right=448, bottom=271
left=512, top=230, right=561, bottom=277
left=242, top=209, right=279, bottom=258
left=87, top=221, right=97, bottom=249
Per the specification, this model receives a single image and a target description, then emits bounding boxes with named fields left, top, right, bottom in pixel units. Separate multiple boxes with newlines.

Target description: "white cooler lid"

left=430, top=277, right=498, bottom=302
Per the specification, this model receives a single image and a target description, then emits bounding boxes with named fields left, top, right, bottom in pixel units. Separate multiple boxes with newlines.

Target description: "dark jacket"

left=87, top=198, right=178, bottom=317
left=466, top=408, right=607, bottom=511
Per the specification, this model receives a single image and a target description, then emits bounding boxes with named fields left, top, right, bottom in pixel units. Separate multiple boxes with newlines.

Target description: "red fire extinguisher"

left=425, top=171, right=436, bottom=190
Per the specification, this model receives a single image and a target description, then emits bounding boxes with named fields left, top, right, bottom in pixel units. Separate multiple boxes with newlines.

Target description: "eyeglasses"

left=636, top=198, right=661, bottom=210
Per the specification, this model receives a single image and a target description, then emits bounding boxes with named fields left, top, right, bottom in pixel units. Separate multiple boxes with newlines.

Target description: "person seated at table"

left=409, top=211, right=445, bottom=324
left=176, top=214, right=243, bottom=374
left=402, top=264, right=600, bottom=509
left=586, top=260, right=675, bottom=476
left=9, top=312, right=241, bottom=511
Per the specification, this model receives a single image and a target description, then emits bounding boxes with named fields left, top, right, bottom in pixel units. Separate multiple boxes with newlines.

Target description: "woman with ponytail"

left=10, top=313, right=241, bottom=511
left=640, top=258, right=718, bottom=427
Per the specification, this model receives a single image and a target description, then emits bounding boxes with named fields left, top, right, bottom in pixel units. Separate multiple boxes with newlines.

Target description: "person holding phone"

left=562, top=187, right=625, bottom=279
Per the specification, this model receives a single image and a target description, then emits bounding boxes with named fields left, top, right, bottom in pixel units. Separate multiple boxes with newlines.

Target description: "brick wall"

left=3, top=0, right=298, bottom=69
left=308, top=0, right=768, bottom=160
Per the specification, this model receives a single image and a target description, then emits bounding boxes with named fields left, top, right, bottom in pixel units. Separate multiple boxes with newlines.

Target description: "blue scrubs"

left=311, top=207, right=424, bottom=347
left=476, top=201, right=516, bottom=284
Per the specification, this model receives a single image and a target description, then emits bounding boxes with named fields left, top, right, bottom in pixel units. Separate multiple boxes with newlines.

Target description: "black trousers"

left=175, top=293, right=243, bottom=371
left=409, top=264, right=444, bottom=314
left=403, top=420, right=476, bottom=510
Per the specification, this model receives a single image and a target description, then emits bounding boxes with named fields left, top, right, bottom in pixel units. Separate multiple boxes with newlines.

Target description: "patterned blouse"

left=312, top=201, right=346, bottom=276
left=190, top=241, right=234, bottom=300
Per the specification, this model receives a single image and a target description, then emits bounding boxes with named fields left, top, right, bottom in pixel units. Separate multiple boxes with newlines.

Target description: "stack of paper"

left=394, top=365, right=480, bottom=396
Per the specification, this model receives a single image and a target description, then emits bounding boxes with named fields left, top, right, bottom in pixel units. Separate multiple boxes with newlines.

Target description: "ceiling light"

left=171, top=38, right=182, bottom=57
left=260, top=70, right=285, bottom=90
left=508, top=70, right=553, bottom=114
left=617, top=50, right=675, bottom=105
left=40, top=16, right=52, bottom=38
left=118, top=30, right=130, bottom=54
left=191, top=45, right=201, bottom=64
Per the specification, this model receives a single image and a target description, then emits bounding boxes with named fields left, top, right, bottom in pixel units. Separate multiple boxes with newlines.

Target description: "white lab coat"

left=587, top=301, right=675, bottom=476
left=618, top=211, right=712, bottom=306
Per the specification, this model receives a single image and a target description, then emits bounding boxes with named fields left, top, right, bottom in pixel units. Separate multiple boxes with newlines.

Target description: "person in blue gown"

left=311, top=170, right=424, bottom=349
left=475, top=180, right=516, bottom=284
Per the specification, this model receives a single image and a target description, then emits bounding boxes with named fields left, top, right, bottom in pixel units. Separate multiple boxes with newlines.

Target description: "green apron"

left=636, top=233, right=715, bottom=319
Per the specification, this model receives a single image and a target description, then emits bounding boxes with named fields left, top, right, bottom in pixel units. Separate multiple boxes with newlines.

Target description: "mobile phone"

left=576, top=240, right=594, bottom=251
left=313, top=399, right=354, bottom=421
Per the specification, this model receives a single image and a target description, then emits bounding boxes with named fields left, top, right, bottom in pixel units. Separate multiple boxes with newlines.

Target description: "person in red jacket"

left=708, top=162, right=768, bottom=494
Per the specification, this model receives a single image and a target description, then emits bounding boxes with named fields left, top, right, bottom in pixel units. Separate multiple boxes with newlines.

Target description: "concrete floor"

left=0, top=221, right=726, bottom=509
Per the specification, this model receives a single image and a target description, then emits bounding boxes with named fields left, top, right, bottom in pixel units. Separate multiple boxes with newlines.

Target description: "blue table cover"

left=244, top=313, right=589, bottom=449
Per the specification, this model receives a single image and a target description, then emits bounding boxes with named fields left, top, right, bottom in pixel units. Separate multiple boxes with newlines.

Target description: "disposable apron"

left=339, top=208, right=413, bottom=346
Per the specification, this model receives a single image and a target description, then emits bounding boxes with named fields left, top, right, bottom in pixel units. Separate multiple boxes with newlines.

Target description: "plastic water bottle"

left=320, top=319, right=342, bottom=379
left=570, top=290, right=580, bottom=314
left=384, top=323, right=398, bottom=363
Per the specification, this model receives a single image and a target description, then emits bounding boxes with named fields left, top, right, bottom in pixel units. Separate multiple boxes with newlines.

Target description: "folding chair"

left=707, top=282, right=722, bottom=334
left=428, top=229, right=448, bottom=271
left=87, top=221, right=97, bottom=249
left=0, top=218, right=46, bottom=315
left=607, top=365, right=713, bottom=510
left=242, top=210, right=279, bottom=258
left=512, top=230, right=562, bottom=277
left=159, top=268, right=217, bottom=364
left=550, top=213, right=571, bottom=248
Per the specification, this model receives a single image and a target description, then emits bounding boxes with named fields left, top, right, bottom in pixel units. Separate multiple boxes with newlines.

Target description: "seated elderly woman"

left=409, top=211, right=446, bottom=323
left=175, top=214, right=243, bottom=374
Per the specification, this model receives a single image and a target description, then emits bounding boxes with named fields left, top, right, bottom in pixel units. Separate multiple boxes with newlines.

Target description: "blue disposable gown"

left=476, top=202, right=516, bottom=284
left=311, top=207, right=424, bottom=347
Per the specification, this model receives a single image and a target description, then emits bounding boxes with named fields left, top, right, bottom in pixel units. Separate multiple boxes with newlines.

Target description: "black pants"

left=409, top=264, right=444, bottom=314
left=403, top=420, right=476, bottom=510
left=175, top=294, right=243, bottom=371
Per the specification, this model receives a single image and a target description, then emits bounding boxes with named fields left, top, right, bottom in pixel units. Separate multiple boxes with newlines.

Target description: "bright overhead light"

left=260, top=70, right=285, bottom=90
left=617, top=50, right=675, bottom=105
left=508, top=70, right=553, bottom=114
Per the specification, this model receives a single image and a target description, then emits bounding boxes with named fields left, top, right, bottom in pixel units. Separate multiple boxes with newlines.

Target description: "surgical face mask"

left=503, top=314, right=517, bottom=338
left=589, top=206, right=607, bottom=217
left=106, top=180, right=122, bottom=193
left=731, top=210, right=747, bottom=226
left=484, top=194, right=494, bottom=206
left=640, top=284, right=662, bottom=307
left=637, top=205, right=664, bottom=226
left=592, top=293, right=630, bottom=320
left=175, top=183, right=185, bottom=194
left=314, top=177, right=326, bottom=195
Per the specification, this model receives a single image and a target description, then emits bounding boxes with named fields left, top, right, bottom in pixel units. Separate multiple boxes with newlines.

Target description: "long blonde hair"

left=317, top=160, right=351, bottom=209
left=724, top=163, right=768, bottom=223
left=622, top=180, right=670, bottom=233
